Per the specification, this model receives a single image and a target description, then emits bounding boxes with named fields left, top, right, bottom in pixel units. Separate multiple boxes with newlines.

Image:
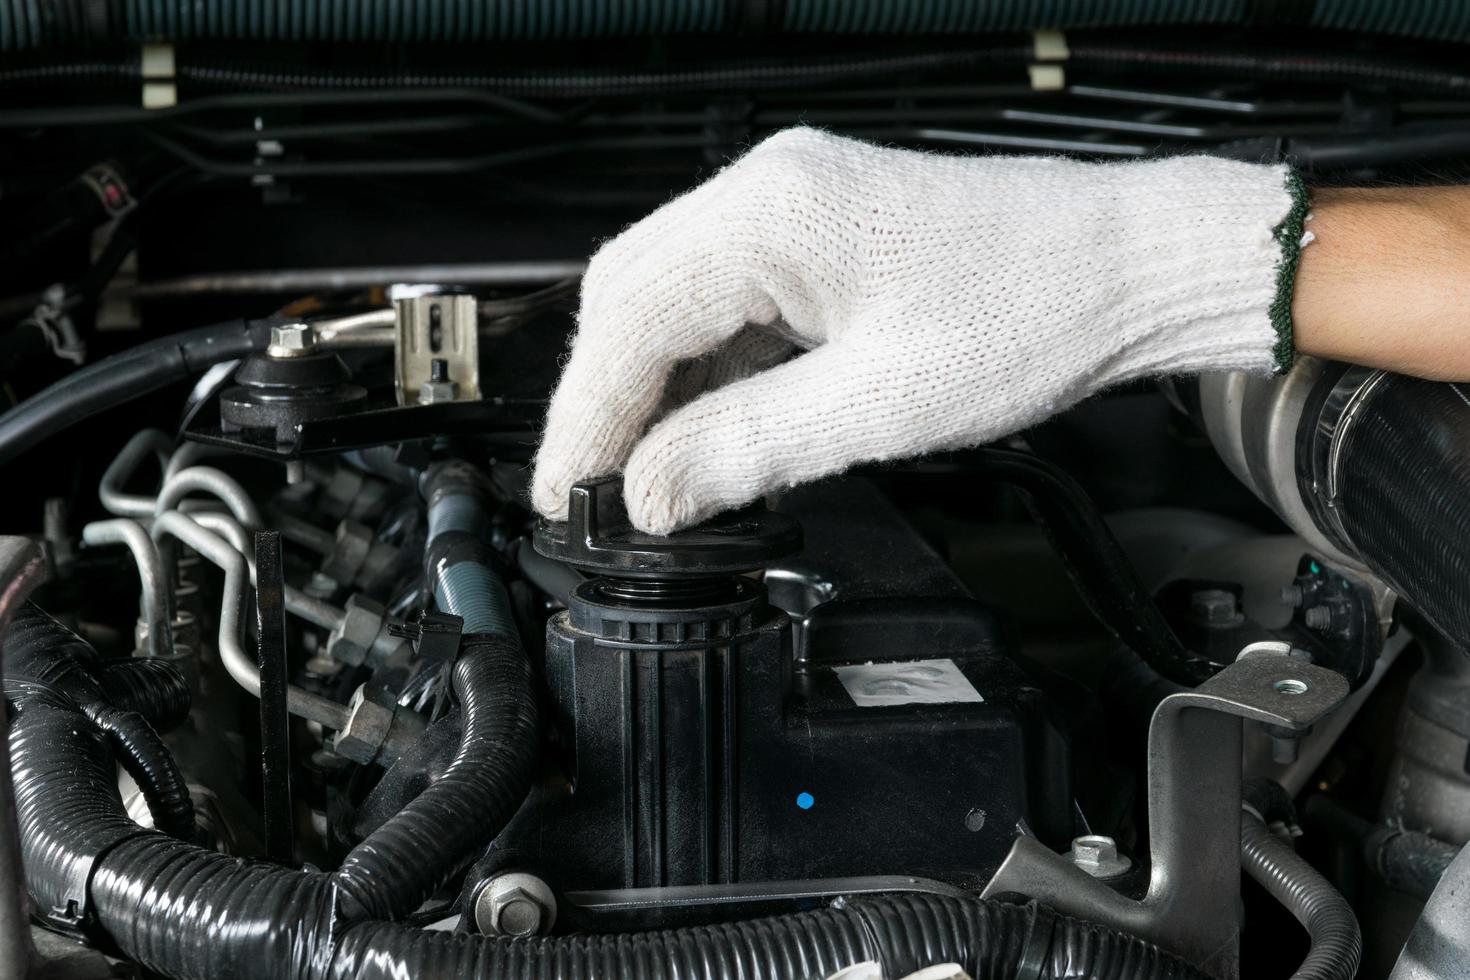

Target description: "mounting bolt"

left=1189, top=588, right=1244, bottom=628
left=1069, top=835, right=1132, bottom=879
left=473, top=872, right=556, bottom=937
left=1266, top=724, right=1305, bottom=765
left=1280, top=584, right=1305, bottom=607
left=266, top=322, right=317, bottom=358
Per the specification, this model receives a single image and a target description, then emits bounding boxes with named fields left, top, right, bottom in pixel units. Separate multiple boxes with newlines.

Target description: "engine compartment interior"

left=4, top=14, right=1470, bottom=980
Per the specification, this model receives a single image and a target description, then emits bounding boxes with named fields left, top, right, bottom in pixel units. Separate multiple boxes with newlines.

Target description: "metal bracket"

left=393, top=290, right=480, bottom=407
left=982, top=656, right=1349, bottom=980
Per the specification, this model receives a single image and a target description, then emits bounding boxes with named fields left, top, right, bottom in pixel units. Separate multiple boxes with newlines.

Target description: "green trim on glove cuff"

left=1270, top=168, right=1310, bottom=374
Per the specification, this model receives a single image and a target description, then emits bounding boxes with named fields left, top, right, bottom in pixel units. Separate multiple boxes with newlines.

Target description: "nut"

left=1070, top=835, right=1132, bottom=879
left=474, top=872, right=556, bottom=937
left=266, top=322, right=317, bottom=358
left=418, top=378, right=459, bottom=405
left=321, top=520, right=373, bottom=584
left=327, top=594, right=387, bottom=667
left=331, top=686, right=394, bottom=764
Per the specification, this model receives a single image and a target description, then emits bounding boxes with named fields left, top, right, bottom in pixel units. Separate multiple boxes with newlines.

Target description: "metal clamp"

left=982, top=656, right=1349, bottom=980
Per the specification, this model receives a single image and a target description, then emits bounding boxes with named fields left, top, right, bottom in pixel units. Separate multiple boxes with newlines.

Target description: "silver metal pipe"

left=192, top=512, right=343, bottom=630
left=149, top=512, right=348, bottom=730
left=154, top=467, right=263, bottom=527
left=122, top=260, right=587, bottom=299
left=99, top=428, right=173, bottom=518
left=162, top=440, right=219, bottom=483
left=80, top=519, right=174, bottom=660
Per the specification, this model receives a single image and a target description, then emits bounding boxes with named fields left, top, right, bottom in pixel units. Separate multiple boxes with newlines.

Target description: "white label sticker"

left=833, top=659, right=984, bottom=707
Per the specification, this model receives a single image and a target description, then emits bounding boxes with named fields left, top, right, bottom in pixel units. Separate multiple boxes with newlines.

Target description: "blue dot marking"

left=796, top=792, right=815, bottom=811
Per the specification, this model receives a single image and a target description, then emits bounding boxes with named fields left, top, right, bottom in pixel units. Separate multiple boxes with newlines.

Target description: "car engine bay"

left=4, top=10, right=1470, bottom=980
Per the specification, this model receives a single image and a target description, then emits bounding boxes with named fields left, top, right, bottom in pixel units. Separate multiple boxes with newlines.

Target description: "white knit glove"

left=532, top=128, right=1304, bottom=533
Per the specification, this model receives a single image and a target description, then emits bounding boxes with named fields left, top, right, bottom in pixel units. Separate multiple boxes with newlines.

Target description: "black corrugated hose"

left=95, top=658, right=192, bottom=729
left=3, top=603, right=196, bottom=841
left=7, top=603, right=1208, bottom=979
left=1241, top=809, right=1362, bottom=980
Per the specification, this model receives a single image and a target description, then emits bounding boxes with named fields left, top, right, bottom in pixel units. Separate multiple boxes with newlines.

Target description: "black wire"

left=141, top=130, right=711, bottom=178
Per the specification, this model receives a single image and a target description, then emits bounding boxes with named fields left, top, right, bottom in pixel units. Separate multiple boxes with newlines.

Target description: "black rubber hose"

left=1365, top=826, right=1459, bottom=900
left=4, top=606, right=196, bottom=840
left=332, top=634, right=538, bottom=921
left=1241, top=810, right=1362, bottom=980
left=330, top=893, right=1209, bottom=980
left=78, top=703, right=195, bottom=841
left=0, top=318, right=269, bottom=467
left=1301, top=794, right=1458, bottom=901
left=957, top=448, right=1219, bottom=685
left=8, top=610, right=541, bottom=977
left=1306, top=375, right=1470, bottom=655
left=96, top=659, right=192, bottom=730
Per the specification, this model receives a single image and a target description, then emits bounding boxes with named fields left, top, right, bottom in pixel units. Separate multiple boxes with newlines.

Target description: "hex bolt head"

left=1189, top=588, right=1244, bottom=628
left=1070, top=835, right=1132, bottom=879
left=267, top=322, right=317, bottom=358
left=474, top=872, right=556, bottom=937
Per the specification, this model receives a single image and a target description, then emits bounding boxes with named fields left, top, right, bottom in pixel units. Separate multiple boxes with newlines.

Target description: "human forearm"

left=1293, top=185, right=1470, bottom=380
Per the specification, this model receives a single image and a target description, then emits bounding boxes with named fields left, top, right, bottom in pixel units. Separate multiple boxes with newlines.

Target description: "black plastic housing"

left=499, top=479, right=1072, bottom=890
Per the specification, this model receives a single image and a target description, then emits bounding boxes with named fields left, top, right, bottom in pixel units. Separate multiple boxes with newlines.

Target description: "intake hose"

left=423, top=461, right=518, bottom=640
left=5, top=1, right=1470, bottom=47
left=1241, top=808, right=1362, bottom=980
left=1295, top=368, right=1470, bottom=654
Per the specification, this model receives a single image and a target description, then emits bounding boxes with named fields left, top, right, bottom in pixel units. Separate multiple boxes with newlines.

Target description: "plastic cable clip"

left=1028, top=29, right=1068, bottom=91
left=141, top=43, right=177, bottom=110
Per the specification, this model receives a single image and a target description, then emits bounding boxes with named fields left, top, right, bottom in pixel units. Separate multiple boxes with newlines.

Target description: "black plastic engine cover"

left=496, top=479, right=1072, bottom=891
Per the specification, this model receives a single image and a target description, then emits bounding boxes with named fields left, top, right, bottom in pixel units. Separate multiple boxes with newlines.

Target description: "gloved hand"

left=532, top=127, right=1305, bottom=533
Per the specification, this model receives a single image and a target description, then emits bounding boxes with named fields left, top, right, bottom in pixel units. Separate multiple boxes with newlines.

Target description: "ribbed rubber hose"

left=96, top=659, right=192, bottom=730
left=8, top=611, right=541, bottom=978
left=79, top=703, right=196, bottom=841
left=1322, top=376, right=1470, bottom=654
left=9, top=0, right=1470, bottom=47
left=332, top=635, right=537, bottom=920
left=331, top=892, right=1211, bottom=980
left=4, top=604, right=195, bottom=838
left=1241, top=811, right=1362, bottom=980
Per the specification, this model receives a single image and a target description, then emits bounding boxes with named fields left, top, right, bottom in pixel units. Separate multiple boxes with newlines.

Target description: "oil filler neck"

left=532, top=480, right=801, bottom=607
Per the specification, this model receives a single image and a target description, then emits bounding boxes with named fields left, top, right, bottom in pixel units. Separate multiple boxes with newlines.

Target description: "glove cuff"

left=1269, top=168, right=1311, bottom=374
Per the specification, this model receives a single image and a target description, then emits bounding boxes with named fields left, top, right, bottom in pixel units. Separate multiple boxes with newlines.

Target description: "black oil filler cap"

left=532, top=479, right=801, bottom=578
